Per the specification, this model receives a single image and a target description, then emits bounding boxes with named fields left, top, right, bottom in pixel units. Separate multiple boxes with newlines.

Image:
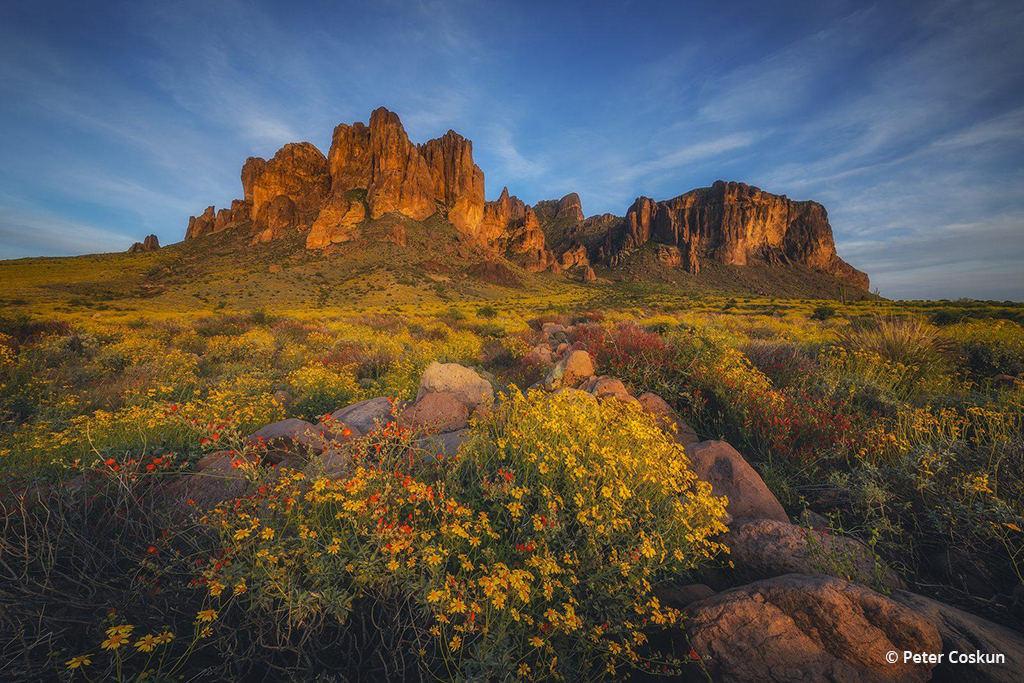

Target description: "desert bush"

left=743, top=340, right=817, bottom=388
left=810, top=304, right=836, bottom=321
left=182, top=390, right=726, bottom=680
left=834, top=316, right=954, bottom=401
left=286, top=363, right=366, bottom=420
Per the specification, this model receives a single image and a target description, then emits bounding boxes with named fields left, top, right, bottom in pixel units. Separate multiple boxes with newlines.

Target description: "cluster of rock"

left=171, top=341, right=1020, bottom=681
left=181, top=107, right=868, bottom=289
left=599, top=181, right=869, bottom=290
left=127, top=234, right=160, bottom=253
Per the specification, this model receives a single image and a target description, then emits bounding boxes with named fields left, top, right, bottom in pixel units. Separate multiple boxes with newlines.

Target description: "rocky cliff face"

left=183, top=109, right=868, bottom=290
left=599, top=181, right=869, bottom=289
left=419, top=130, right=485, bottom=234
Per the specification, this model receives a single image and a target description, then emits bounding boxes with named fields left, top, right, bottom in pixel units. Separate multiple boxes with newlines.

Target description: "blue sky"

left=1, top=0, right=1022, bottom=300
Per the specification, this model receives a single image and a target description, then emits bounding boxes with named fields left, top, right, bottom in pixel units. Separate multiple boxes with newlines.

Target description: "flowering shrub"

left=190, top=389, right=726, bottom=679
left=286, top=362, right=366, bottom=420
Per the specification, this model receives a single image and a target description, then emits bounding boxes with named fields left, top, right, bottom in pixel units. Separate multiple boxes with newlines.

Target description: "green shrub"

left=811, top=305, right=836, bottom=321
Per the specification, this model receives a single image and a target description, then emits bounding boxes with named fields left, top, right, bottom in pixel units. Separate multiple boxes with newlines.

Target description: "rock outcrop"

left=600, top=180, right=868, bottom=289
left=684, top=574, right=942, bottom=683
left=533, top=193, right=584, bottom=223
left=181, top=109, right=868, bottom=290
left=127, top=234, right=160, bottom=253
left=419, top=130, right=485, bottom=234
left=501, top=208, right=558, bottom=272
left=478, top=186, right=528, bottom=244
left=250, top=142, right=330, bottom=241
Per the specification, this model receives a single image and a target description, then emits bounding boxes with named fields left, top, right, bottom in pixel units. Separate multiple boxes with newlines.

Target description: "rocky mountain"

left=183, top=107, right=868, bottom=290
left=598, top=181, right=869, bottom=290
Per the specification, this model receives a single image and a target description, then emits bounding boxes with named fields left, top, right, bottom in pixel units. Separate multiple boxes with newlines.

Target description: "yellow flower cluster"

left=199, top=388, right=727, bottom=679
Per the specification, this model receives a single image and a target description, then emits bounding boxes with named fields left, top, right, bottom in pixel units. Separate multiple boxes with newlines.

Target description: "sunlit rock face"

left=600, top=180, right=868, bottom=289
left=182, top=110, right=867, bottom=290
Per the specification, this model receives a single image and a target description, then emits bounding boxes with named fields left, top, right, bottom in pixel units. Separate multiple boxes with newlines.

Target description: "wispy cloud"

left=0, top=0, right=1022, bottom=299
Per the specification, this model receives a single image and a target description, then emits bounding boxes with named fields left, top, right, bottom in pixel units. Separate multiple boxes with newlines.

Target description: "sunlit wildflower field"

left=1, top=297, right=1022, bottom=680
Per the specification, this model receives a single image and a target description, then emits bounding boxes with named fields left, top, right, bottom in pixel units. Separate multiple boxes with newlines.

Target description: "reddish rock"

left=241, top=157, right=267, bottom=203
left=556, top=192, right=584, bottom=221
left=654, top=583, right=715, bottom=609
left=420, top=130, right=485, bottom=236
left=724, top=518, right=905, bottom=590
left=503, top=208, right=557, bottom=271
left=890, top=590, right=1024, bottom=683
left=416, top=361, right=494, bottom=415
left=127, top=234, right=160, bottom=253
left=479, top=186, right=527, bottom=243
left=326, top=396, right=397, bottom=434
left=185, top=206, right=216, bottom=239
left=169, top=453, right=249, bottom=511
left=636, top=392, right=699, bottom=445
left=687, top=440, right=789, bottom=523
left=252, top=195, right=300, bottom=243
left=602, top=180, right=869, bottom=289
left=244, top=418, right=330, bottom=463
left=558, top=243, right=589, bottom=269
left=415, top=428, right=470, bottom=461
left=326, top=122, right=372, bottom=196
left=399, top=392, right=469, bottom=433
left=306, top=193, right=365, bottom=248
left=251, top=142, right=330, bottom=228
left=684, top=574, right=942, bottom=683
left=582, top=265, right=597, bottom=282
left=366, top=107, right=436, bottom=221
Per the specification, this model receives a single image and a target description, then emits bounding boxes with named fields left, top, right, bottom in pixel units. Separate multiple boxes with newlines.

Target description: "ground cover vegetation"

left=1, top=292, right=1022, bottom=680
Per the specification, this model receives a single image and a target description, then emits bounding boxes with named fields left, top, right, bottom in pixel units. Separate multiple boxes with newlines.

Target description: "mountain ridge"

left=182, top=106, right=869, bottom=290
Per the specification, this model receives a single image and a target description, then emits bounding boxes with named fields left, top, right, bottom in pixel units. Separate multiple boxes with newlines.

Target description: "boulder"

left=684, top=574, right=942, bottom=683
left=724, top=518, right=905, bottom=590
left=399, top=392, right=469, bottom=433
left=686, top=440, right=789, bottom=523
left=584, top=376, right=637, bottom=405
left=326, top=396, right=397, bottom=434
left=636, top=392, right=699, bottom=445
left=415, top=362, right=493, bottom=415
left=582, top=266, right=597, bottom=282
left=992, top=374, right=1017, bottom=390
left=544, top=350, right=594, bottom=390
left=270, top=389, right=294, bottom=405
left=245, top=418, right=329, bottom=463
left=560, top=350, right=594, bottom=388
left=541, top=322, right=566, bottom=338
left=889, top=590, right=1024, bottom=683
left=798, top=508, right=831, bottom=532
left=195, top=450, right=256, bottom=472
